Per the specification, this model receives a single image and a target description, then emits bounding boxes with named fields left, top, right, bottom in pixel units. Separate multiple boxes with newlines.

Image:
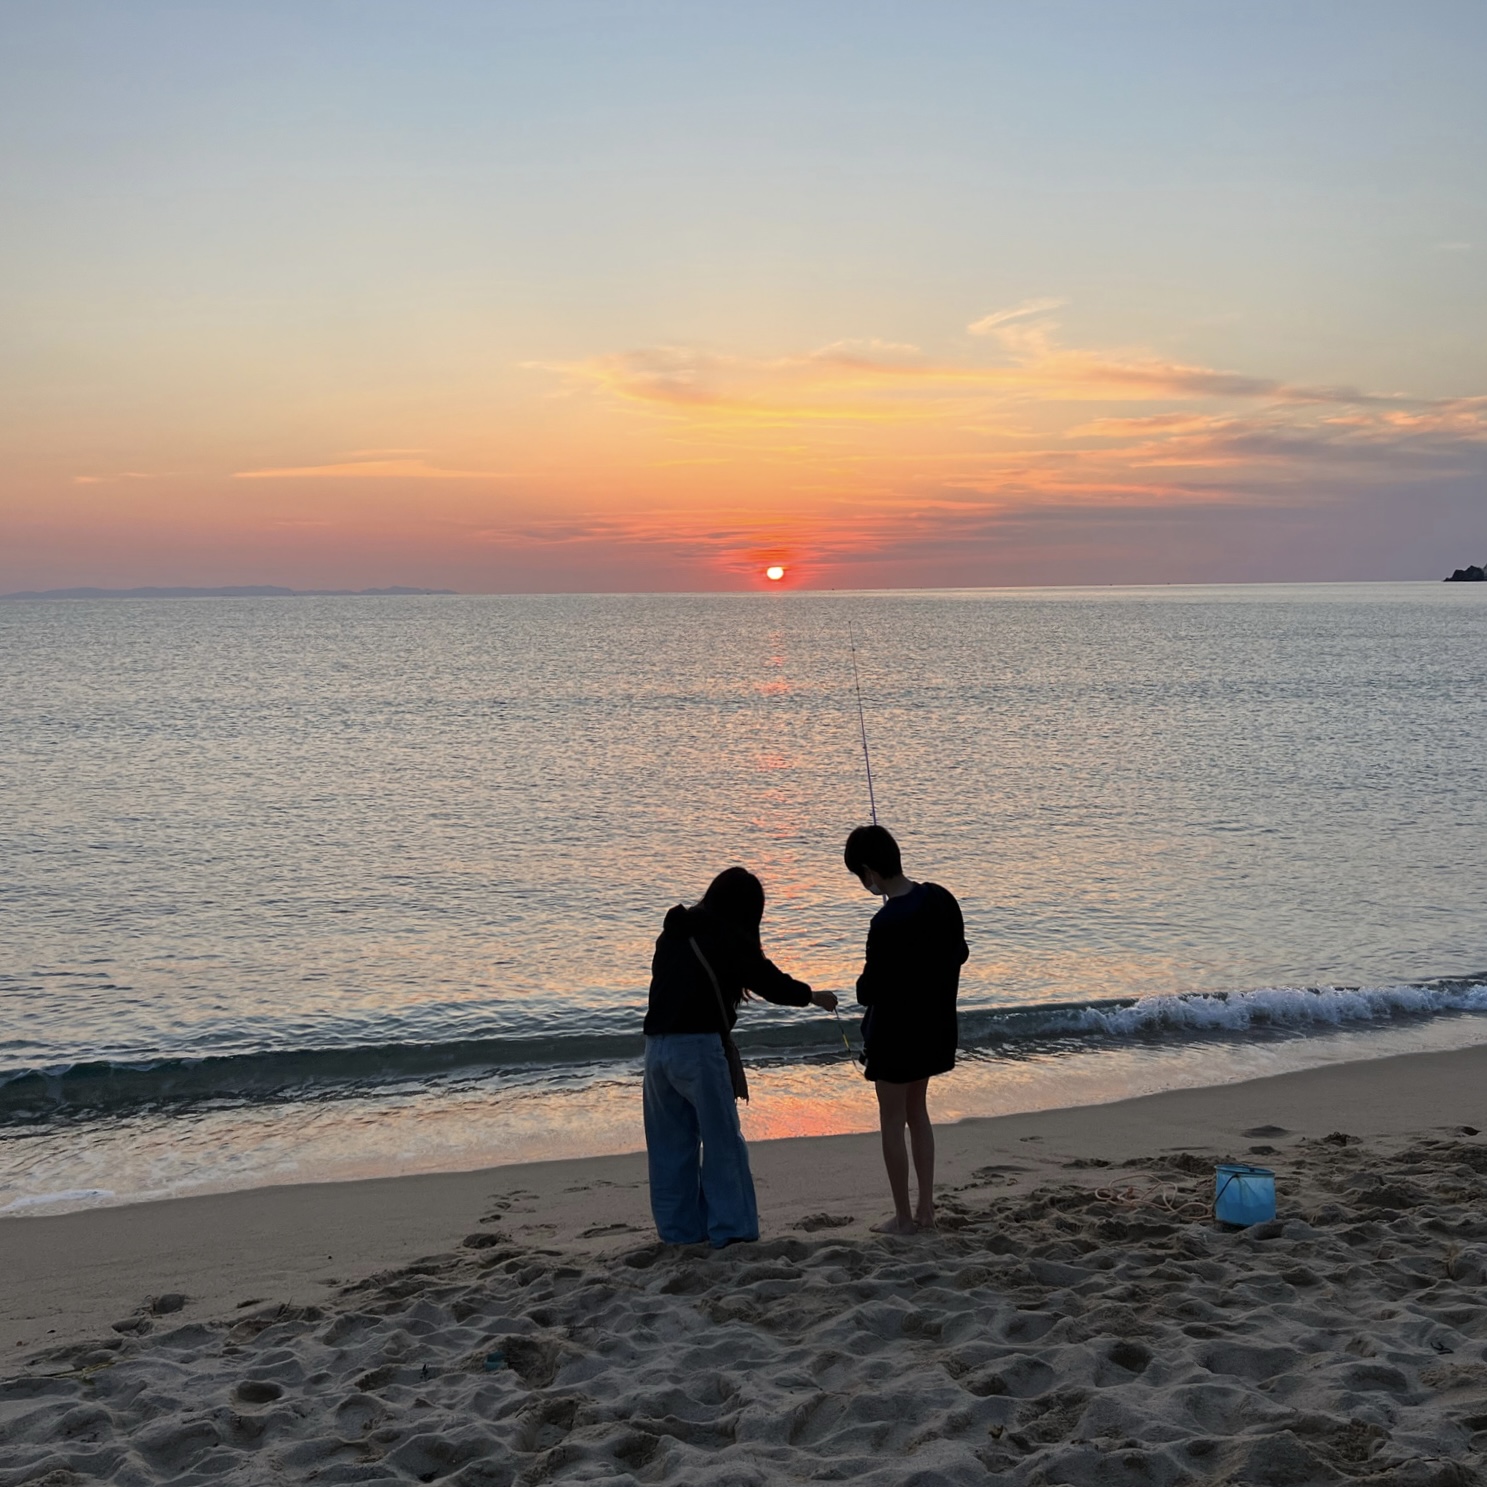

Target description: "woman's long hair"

left=699, top=866, right=764, bottom=954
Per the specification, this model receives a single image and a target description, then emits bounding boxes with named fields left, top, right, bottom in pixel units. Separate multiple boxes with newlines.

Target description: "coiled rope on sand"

left=1091, top=1181, right=1212, bottom=1221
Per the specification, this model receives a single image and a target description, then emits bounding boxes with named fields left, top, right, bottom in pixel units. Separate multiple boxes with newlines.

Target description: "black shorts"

left=863, top=1051, right=955, bottom=1085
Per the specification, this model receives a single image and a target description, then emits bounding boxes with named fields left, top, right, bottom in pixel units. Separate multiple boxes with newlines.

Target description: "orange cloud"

left=495, top=323, right=1485, bottom=588
left=504, top=313, right=1487, bottom=570
left=234, top=457, right=513, bottom=480
left=537, top=316, right=1426, bottom=431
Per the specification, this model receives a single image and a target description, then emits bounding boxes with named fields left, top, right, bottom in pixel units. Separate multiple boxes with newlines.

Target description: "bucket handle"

left=1215, top=1165, right=1274, bottom=1214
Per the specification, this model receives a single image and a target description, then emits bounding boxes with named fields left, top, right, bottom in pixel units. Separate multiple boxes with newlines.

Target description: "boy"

left=844, top=824, right=968, bottom=1234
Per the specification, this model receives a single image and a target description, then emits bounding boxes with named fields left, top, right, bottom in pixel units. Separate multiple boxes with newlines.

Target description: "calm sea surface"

left=3, top=584, right=1485, bottom=1211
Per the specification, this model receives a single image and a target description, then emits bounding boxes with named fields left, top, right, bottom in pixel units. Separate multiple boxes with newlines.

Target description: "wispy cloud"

left=967, top=298, right=1069, bottom=335
left=234, top=457, right=512, bottom=481
left=1070, top=399, right=1487, bottom=470
left=459, top=479, right=1241, bottom=582
left=808, top=338, right=925, bottom=365
left=539, top=321, right=1425, bottom=426
left=73, top=472, right=156, bottom=485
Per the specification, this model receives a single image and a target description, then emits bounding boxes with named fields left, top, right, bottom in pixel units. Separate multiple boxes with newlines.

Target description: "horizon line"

left=2, top=577, right=1472, bottom=603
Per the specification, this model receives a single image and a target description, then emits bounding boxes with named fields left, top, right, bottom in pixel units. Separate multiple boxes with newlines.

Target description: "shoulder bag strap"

left=689, top=937, right=732, bottom=1031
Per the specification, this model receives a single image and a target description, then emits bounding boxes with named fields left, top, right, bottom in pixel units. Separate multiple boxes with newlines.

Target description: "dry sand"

left=3, top=1043, right=1487, bottom=1484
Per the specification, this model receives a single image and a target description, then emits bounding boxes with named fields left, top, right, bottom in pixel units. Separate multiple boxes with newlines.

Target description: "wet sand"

left=3, top=1043, right=1486, bottom=1484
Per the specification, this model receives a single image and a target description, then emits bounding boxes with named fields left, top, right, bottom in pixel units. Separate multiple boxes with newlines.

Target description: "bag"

left=690, top=937, right=749, bottom=1102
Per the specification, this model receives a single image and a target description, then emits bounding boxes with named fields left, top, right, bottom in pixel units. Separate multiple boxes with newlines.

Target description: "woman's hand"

left=810, top=989, right=839, bottom=1012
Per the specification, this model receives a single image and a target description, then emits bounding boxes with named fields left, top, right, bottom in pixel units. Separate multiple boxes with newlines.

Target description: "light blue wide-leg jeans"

left=643, top=1033, right=759, bottom=1248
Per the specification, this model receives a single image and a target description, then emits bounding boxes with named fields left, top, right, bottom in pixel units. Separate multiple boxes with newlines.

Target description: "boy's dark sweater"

left=855, top=881, right=968, bottom=1078
left=643, top=903, right=813, bottom=1036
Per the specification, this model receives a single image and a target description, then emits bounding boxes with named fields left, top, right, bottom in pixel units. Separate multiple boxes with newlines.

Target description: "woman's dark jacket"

left=856, top=882, right=968, bottom=1083
left=644, top=903, right=813, bottom=1035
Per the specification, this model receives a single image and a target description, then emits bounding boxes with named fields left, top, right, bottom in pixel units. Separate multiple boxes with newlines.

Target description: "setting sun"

left=765, top=565, right=786, bottom=582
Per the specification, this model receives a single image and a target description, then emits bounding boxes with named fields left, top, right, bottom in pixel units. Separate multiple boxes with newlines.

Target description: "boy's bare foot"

left=915, top=1211, right=937, bottom=1231
left=871, top=1215, right=918, bottom=1235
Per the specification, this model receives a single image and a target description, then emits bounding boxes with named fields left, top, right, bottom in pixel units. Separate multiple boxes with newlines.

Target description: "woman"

left=642, top=866, right=838, bottom=1248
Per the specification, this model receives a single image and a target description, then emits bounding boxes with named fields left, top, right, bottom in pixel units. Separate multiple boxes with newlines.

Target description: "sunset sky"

left=3, top=2, right=1485, bottom=592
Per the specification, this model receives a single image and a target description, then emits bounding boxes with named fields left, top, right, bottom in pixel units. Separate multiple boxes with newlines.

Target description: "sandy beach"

left=4, top=1043, right=1486, bottom=1484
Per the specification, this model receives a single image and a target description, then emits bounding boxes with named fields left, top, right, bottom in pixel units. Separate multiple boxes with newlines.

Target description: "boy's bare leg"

left=872, top=1081, right=917, bottom=1234
left=905, top=1078, right=935, bottom=1228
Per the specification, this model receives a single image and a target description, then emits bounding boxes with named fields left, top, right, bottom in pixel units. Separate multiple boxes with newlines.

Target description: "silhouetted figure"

left=643, top=867, right=838, bottom=1247
left=845, top=825, right=968, bottom=1234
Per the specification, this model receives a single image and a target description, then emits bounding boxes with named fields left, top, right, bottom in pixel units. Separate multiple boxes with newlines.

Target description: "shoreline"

left=6, top=1040, right=1487, bottom=1355
left=10, top=1005, right=1487, bottom=1221
left=5, top=1041, right=1486, bottom=1484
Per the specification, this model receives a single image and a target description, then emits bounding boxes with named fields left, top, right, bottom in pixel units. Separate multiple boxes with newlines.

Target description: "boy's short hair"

left=844, top=824, right=902, bottom=879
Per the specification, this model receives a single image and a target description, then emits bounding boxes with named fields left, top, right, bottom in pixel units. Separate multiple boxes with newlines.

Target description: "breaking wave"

left=2, top=978, right=1483, bottom=1125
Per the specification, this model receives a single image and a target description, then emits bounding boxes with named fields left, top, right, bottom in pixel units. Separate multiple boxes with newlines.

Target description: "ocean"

left=3, top=583, right=1485, bottom=1214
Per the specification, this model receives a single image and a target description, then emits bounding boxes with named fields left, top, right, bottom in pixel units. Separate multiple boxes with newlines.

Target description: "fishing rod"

left=836, top=621, right=885, bottom=1062
left=848, top=622, right=878, bottom=827
left=848, top=622, right=885, bottom=902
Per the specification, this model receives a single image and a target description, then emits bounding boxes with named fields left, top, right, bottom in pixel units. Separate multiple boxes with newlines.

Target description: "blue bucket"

left=1214, top=1163, right=1276, bottom=1226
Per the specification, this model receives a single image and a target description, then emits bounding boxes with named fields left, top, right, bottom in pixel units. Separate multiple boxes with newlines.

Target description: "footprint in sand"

left=234, top=1380, right=283, bottom=1405
left=793, top=1213, right=854, bottom=1232
left=1242, top=1125, right=1291, bottom=1138
left=487, top=1188, right=538, bottom=1213
left=969, top=1164, right=1029, bottom=1189
left=460, top=1232, right=510, bottom=1250
left=579, top=1222, right=639, bottom=1238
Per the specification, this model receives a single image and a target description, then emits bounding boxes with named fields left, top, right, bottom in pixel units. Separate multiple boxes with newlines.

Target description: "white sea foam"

left=2, top=1187, right=115, bottom=1212
left=1070, top=982, right=1487, bottom=1038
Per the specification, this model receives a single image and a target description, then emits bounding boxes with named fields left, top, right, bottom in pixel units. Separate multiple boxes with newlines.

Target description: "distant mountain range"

left=1445, top=565, right=1485, bottom=582
left=0, top=585, right=457, bottom=600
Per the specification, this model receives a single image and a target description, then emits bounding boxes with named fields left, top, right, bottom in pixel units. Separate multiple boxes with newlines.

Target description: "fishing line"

left=831, top=1005, right=853, bottom=1055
